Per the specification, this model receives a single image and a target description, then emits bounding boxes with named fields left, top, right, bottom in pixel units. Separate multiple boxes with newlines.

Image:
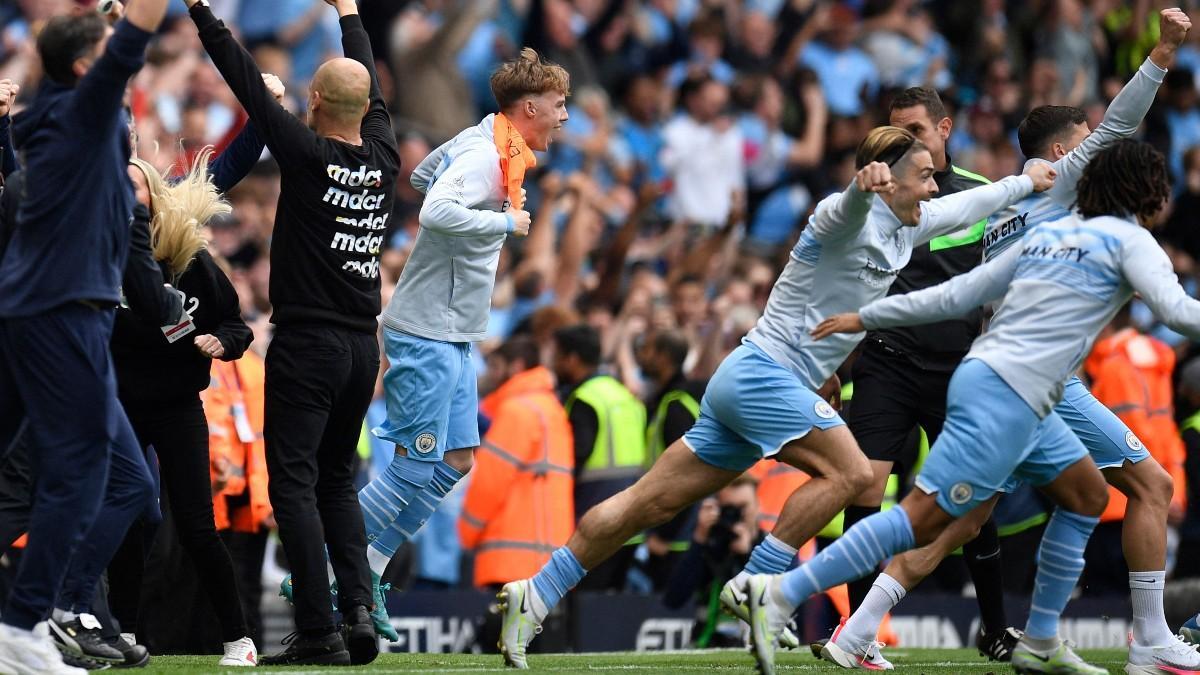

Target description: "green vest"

left=646, top=388, right=700, bottom=465
left=566, top=376, right=648, bottom=483
left=1182, top=411, right=1200, bottom=435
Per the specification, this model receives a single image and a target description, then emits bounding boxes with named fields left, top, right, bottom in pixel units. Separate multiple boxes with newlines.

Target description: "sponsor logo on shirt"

left=984, top=211, right=1028, bottom=251
left=949, top=482, right=974, bottom=505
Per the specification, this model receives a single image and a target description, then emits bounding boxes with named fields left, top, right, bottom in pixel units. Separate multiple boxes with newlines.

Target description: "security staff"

left=553, top=324, right=646, bottom=591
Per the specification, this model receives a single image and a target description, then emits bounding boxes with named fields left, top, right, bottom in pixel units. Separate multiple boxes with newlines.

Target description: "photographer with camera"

left=662, top=474, right=761, bottom=648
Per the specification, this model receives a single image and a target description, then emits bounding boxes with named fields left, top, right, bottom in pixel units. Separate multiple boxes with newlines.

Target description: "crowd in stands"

left=4, top=0, right=1200, bottom=648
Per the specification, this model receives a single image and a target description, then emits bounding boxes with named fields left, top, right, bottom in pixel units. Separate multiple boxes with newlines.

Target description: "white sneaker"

left=1125, top=635, right=1200, bottom=674
left=820, top=617, right=894, bottom=670
left=0, top=622, right=87, bottom=675
left=1012, top=638, right=1107, bottom=674
left=746, top=575, right=794, bottom=675
left=719, top=578, right=801, bottom=649
left=219, top=636, right=258, bottom=667
left=496, top=580, right=542, bottom=670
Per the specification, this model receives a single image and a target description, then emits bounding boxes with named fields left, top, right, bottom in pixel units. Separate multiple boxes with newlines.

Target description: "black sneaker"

left=342, top=605, right=380, bottom=666
left=260, top=630, right=350, bottom=666
left=48, top=616, right=125, bottom=665
left=977, top=626, right=1022, bottom=662
left=102, top=634, right=149, bottom=669
left=809, top=638, right=827, bottom=659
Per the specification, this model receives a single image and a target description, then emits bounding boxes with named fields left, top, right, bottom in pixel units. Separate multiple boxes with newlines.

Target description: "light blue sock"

left=743, top=534, right=798, bottom=575
left=531, top=547, right=586, bottom=611
left=1024, top=508, right=1098, bottom=639
left=359, top=453, right=436, bottom=542
left=780, top=505, right=915, bottom=607
left=370, top=462, right=463, bottom=558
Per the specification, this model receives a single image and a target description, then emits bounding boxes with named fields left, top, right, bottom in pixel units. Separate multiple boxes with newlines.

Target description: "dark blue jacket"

left=0, top=20, right=154, bottom=318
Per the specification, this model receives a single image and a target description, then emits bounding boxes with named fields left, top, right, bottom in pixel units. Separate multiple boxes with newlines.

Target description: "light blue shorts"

left=373, top=328, right=480, bottom=462
left=916, top=359, right=1089, bottom=518
left=1056, top=376, right=1150, bottom=470
left=682, top=342, right=845, bottom=472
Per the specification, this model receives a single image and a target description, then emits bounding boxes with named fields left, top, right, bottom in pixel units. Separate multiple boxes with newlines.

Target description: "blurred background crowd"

left=3, top=0, right=1200, bottom=652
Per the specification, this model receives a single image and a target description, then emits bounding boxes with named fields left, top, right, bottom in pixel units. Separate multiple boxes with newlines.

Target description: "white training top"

left=745, top=174, right=1034, bottom=390
left=862, top=214, right=1200, bottom=417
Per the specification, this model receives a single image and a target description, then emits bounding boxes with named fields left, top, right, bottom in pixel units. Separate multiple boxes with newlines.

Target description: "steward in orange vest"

left=204, top=353, right=272, bottom=533
left=461, top=338, right=574, bottom=588
left=1086, top=326, right=1187, bottom=523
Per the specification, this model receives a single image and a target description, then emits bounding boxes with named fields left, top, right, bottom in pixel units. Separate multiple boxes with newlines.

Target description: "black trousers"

left=848, top=342, right=950, bottom=471
left=264, top=324, right=377, bottom=633
left=108, top=395, right=248, bottom=642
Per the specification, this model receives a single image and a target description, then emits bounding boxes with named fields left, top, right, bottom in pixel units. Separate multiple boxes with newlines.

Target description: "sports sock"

left=780, top=505, right=915, bottom=607
left=837, top=572, right=906, bottom=653
left=367, top=460, right=462, bottom=562
left=740, top=534, right=798, bottom=580
left=358, top=453, right=436, bottom=542
left=1129, top=570, right=1173, bottom=646
left=843, top=504, right=882, bottom=612
left=963, top=517, right=1007, bottom=634
left=530, top=547, right=586, bottom=620
left=1024, top=509, right=1098, bottom=640
left=367, top=546, right=392, bottom=578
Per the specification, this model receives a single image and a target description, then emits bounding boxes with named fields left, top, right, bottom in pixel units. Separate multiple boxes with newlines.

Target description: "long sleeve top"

left=861, top=214, right=1200, bottom=417
left=983, top=57, right=1167, bottom=261
left=191, top=3, right=400, bottom=334
left=0, top=19, right=154, bottom=317
left=745, top=174, right=1035, bottom=390
left=381, top=115, right=513, bottom=343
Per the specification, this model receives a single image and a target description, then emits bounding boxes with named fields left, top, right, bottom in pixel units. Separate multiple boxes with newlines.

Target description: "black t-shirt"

left=192, top=5, right=400, bottom=334
left=112, top=248, right=251, bottom=405
left=868, top=162, right=988, bottom=371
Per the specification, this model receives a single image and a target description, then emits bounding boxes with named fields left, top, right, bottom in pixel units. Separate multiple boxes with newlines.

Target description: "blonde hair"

left=855, top=126, right=925, bottom=170
left=129, top=148, right=229, bottom=279
left=489, top=47, right=571, bottom=109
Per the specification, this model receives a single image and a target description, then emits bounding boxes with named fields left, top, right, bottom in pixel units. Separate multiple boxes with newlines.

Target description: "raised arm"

left=419, top=146, right=514, bottom=237
left=330, top=0, right=396, bottom=150
left=1048, top=9, right=1188, bottom=205
left=186, top=1, right=314, bottom=165
left=124, top=203, right=184, bottom=326
left=859, top=243, right=1020, bottom=331
left=808, top=161, right=892, bottom=244
left=69, top=11, right=163, bottom=131
left=914, top=174, right=1036, bottom=246
left=1123, top=227, right=1200, bottom=339
left=209, top=122, right=264, bottom=194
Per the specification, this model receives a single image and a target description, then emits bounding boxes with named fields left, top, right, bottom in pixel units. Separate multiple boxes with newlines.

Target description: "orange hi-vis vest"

left=460, top=367, right=574, bottom=587
left=1086, top=328, right=1187, bottom=522
left=203, top=353, right=271, bottom=533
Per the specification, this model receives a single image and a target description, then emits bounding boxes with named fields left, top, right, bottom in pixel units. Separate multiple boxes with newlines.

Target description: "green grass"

left=138, top=648, right=1130, bottom=673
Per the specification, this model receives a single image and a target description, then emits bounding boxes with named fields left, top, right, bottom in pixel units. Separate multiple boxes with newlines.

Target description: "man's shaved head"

left=310, top=58, right=370, bottom=130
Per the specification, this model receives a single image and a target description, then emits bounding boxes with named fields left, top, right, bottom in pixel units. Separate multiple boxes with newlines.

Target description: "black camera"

left=707, top=504, right=745, bottom=552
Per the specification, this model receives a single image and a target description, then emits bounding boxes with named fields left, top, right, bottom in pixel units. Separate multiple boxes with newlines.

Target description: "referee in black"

left=840, top=87, right=1018, bottom=661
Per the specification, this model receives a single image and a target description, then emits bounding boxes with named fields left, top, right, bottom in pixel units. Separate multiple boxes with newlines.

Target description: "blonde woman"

left=108, top=150, right=256, bottom=667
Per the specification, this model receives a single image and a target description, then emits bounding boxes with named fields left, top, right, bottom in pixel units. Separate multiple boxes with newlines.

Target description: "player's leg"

left=916, top=393, right=1016, bottom=660
left=366, top=342, right=478, bottom=579
left=1052, top=377, right=1191, bottom=670
left=745, top=359, right=1040, bottom=674
left=824, top=497, right=998, bottom=667
left=358, top=330, right=462, bottom=563
left=840, top=347, right=916, bottom=611
left=1009, top=414, right=1108, bottom=674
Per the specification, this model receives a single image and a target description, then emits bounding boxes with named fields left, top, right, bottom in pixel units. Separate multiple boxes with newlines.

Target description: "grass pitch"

left=141, top=648, right=1130, bottom=673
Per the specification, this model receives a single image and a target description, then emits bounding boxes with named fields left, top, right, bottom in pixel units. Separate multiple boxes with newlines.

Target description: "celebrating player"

left=764, top=140, right=1198, bottom=675
left=814, top=9, right=1196, bottom=674
left=495, top=124, right=1055, bottom=669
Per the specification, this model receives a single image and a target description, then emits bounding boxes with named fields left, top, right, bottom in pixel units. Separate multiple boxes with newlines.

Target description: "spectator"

left=1175, top=358, right=1200, bottom=579
left=661, top=75, right=744, bottom=228
left=460, top=336, right=574, bottom=589
left=796, top=4, right=880, bottom=117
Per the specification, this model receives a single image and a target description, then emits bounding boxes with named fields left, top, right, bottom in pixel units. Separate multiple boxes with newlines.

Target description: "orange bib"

left=493, top=113, right=536, bottom=209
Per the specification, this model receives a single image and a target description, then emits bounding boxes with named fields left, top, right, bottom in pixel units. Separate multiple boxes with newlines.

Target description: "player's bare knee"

left=1071, top=486, right=1109, bottom=518
left=1134, top=461, right=1175, bottom=510
left=843, top=456, right=875, bottom=497
left=444, top=448, right=475, bottom=475
left=642, top=492, right=685, bottom=527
